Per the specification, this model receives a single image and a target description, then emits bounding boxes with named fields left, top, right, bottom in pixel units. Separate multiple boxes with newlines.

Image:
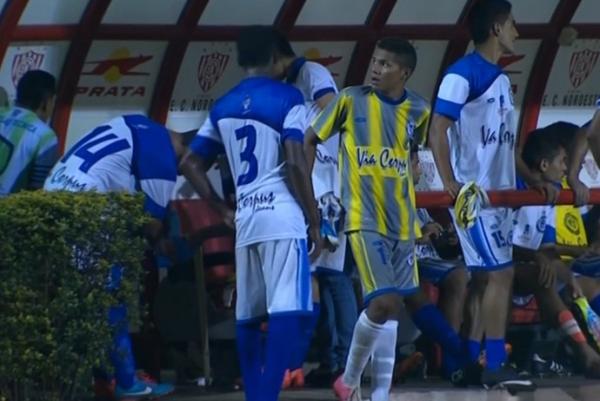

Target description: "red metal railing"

left=416, top=188, right=600, bottom=208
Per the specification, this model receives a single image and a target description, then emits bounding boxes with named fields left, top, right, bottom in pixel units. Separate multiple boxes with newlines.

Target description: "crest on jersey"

left=197, top=52, right=230, bottom=93
left=569, top=49, right=599, bottom=89
left=564, top=212, right=580, bottom=235
left=536, top=214, right=546, bottom=233
left=406, top=119, right=416, bottom=141
left=11, top=50, right=45, bottom=88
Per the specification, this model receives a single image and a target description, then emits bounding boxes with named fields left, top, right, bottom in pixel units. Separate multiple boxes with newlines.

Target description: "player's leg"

left=438, top=265, right=469, bottom=331
left=367, top=237, right=420, bottom=401
left=262, top=238, right=312, bottom=401
left=514, top=262, right=600, bottom=377
left=334, top=231, right=407, bottom=400
left=370, top=320, right=397, bottom=401
left=235, top=244, right=267, bottom=401
left=576, top=275, right=600, bottom=315
left=406, top=258, right=471, bottom=382
left=452, top=208, right=535, bottom=391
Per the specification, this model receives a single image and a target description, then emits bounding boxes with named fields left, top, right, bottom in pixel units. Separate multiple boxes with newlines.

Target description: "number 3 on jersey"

left=235, top=125, right=258, bottom=185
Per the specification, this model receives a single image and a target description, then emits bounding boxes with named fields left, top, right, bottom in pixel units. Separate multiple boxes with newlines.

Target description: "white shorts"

left=312, top=232, right=347, bottom=273
left=235, top=238, right=312, bottom=322
left=450, top=207, right=513, bottom=271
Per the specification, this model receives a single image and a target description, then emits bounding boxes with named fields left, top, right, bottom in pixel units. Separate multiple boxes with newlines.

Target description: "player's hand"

left=538, top=260, right=557, bottom=289
left=216, top=204, right=235, bottom=229
left=530, top=180, right=560, bottom=204
left=566, top=276, right=584, bottom=299
left=443, top=180, right=463, bottom=200
left=417, top=222, right=443, bottom=244
left=567, top=176, right=590, bottom=206
left=445, top=224, right=459, bottom=245
left=308, top=225, right=323, bottom=263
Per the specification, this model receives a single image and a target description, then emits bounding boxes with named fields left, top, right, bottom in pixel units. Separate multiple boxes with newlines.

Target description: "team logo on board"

left=569, top=49, right=599, bottom=89
left=82, top=48, right=152, bottom=82
left=11, top=50, right=45, bottom=87
left=197, top=52, right=230, bottom=92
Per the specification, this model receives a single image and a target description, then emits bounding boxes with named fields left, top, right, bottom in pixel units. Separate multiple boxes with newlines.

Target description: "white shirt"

left=435, top=52, right=517, bottom=191
left=190, top=77, right=308, bottom=247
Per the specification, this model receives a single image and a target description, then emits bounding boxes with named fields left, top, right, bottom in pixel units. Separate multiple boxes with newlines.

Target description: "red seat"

left=171, top=199, right=235, bottom=286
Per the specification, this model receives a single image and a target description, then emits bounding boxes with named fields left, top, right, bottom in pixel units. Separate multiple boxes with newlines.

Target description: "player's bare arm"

left=315, top=92, right=336, bottom=111
left=429, top=113, right=461, bottom=199
left=304, top=127, right=321, bottom=172
left=587, top=109, right=600, bottom=181
left=284, top=139, right=322, bottom=260
left=565, top=125, right=591, bottom=206
left=179, top=150, right=235, bottom=228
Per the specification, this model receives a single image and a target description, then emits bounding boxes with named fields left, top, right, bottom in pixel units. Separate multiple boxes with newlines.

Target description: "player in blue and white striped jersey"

left=179, top=26, right=320, bottom=401
left=429, top=0, right=535, bottom=392
left=44, top=114, right=192, bottom=398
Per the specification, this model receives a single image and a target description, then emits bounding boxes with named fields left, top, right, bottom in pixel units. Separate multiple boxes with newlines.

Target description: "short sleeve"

left=302, top=63, right=338, bottom=101
left=189, top=115, right=224, bottom=159
left=282, top=104, right=308, bottom=143
left=311, top=91, right=348, bottom=143
left=414, top=107, right=431, bottom=146
left=30, top=130, right=58, bottom=187
left=434, top=73, right=470, bottom=121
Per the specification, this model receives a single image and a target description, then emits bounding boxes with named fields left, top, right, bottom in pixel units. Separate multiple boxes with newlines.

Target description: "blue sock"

left=411, top=304, right=463, bottom=357
left=590, top=294, right=600, bottom=316
left=485, top=338, right=507, bottom=372
left=466, top=339, right=481, bottom=364
left=262, top=315, right=302, bottom=401
left=108, top=305, right=136, bottom=389
left=236, top=320, right=263, bottom=401
left=290, top=303, right=320, bottom=370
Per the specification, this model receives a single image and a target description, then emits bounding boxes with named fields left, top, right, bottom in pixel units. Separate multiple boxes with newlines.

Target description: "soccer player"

left=429, top=0, right=535, bottom=390
left=513, top=129, right=600, bottom=378
left=0, top=70, right=58, bottom=196
left=305, top=37, right=430, bottom=401
left=369, top=146, right=470, bottom=400
left=273, top=31, right=357, bottom=387
left=179, top=26, right=321, bottom=401
left=44, top=114, right=186, bottom=398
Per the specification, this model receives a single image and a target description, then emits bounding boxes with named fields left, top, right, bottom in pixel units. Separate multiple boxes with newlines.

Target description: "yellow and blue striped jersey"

left=311, top=86, right=430, bottom=240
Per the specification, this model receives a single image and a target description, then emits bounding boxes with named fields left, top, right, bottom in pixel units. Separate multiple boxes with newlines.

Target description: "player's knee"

left=366, top=293, right=402, bottom=323
left=442, top=268, right=468, bottom=296
left=471, top=270, right=490, bottom=291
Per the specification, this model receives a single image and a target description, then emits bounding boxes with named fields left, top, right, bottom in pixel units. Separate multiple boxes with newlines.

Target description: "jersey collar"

left=374, top=89, right=407, bottom=106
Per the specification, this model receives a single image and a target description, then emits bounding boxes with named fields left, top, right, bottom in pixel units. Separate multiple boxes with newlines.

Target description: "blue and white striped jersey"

left=435, top=52, right=517, bottom=191
left=44, top=115, right=177, bottom=219
left=190, top=76, right=308, bottom=247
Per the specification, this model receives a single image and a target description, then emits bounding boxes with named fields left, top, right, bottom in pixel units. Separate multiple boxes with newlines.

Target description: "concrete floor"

left=159, top=378, right=600, bottom=401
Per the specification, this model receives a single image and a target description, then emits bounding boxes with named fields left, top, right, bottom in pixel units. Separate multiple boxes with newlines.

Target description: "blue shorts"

left=572, top=255, right=600, bottom=278
left=418, top=257, right=461, bottom=285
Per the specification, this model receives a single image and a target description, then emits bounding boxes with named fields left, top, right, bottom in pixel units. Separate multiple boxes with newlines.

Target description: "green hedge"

left=0, top=191, right=150, bottom=401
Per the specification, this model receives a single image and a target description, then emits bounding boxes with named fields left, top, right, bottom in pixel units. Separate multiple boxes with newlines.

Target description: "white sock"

left=370, top=320, right=398, bottom=401
left=342, top=311, right=386, bottom=388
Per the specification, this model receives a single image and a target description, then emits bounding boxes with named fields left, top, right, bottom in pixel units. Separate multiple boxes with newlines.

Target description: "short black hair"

left=522, top=129, right=564, bottom=172
left=541, top=121, right=580, bottom=152
left=468, top=0, right=513, bottom=45
left=16, top=70, right=56, bottom=110
left=236, top=25, right=279, bottom=68
left=273, top=29, right=295, bottom=58
left=375, top=37, right=417, bottom=72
